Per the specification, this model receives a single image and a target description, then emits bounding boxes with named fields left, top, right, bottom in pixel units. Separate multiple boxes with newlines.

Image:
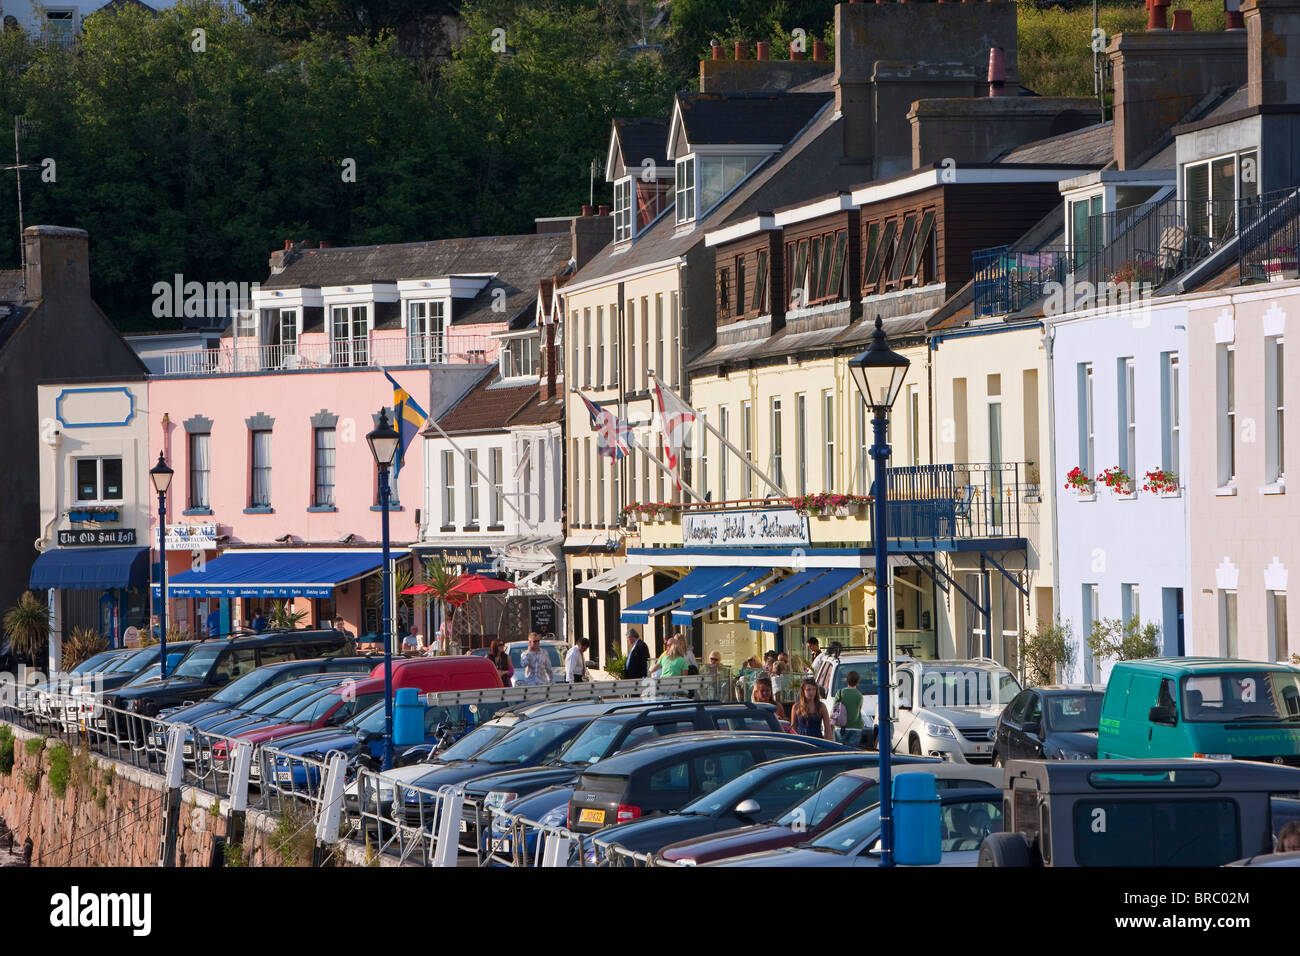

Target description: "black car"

left=993, top=685, right=1104, bottom=764
left=103, top=629, right=354, bottom=741
left=568, top=731, right=852, bottom=835
left=466, top=700, right=785, bottom=813
left=583, top=750, right=885, bottom=859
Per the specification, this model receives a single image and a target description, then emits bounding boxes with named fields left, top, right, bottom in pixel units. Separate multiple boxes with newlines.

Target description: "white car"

left=883, top=658, right=1022, bottom=764
left=813, top=651, right=881, bottom=742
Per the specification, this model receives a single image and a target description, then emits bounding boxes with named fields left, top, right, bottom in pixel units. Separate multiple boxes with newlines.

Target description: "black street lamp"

left=149, top=453, right=175, bottom=678
left=367, top=408, right=401, bottom=771
left=848, top=316, right=910, bottom=868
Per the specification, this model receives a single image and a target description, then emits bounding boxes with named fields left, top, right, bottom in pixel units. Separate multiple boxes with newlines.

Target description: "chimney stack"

left=987, top=46, right=1007, bottom=95
left=571, top=207, right=612, bottom=272
left=1244, top=0, right=1300, bottom=106
left=22, top=226, right=90, bottom=302
left=581, top=204, right=595, bottom=217
left=597, top=204, right=610, bottom=216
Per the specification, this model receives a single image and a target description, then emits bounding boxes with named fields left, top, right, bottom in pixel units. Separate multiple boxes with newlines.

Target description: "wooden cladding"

left=862, top=207, right=937, bottom=296
left=716, top=238, right=775, bottom=325
left=785, top=228, right=849, bottom=310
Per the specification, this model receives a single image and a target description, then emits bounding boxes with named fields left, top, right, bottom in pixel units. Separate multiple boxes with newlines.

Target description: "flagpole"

left=651, top=373, right=785, bottom=499
left=624, top=427, right=707, bottom=503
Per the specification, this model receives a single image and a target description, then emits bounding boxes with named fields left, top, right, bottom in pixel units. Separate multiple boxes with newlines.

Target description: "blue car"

left=487, top=785, right=576, bottom=864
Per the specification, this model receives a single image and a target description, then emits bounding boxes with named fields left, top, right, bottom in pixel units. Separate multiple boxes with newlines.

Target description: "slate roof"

left=261, top=234, right=571, bottom=327
left=675, top=92, right=831, bottom=147
left=998, top=121, right=1115, bottom=166
left=612, top=118, right=669, bottom=173
left=432, top=373, right=539, bottom=433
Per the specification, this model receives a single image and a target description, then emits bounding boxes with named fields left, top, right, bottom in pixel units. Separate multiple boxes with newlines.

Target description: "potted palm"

left=3, top=591, right=51, bottom=671
left=421, top=557, right=463, bottom=655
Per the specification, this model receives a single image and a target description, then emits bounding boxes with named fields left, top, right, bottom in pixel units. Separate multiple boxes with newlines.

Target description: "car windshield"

left=829, top=665, right=878, bottom=698
left=171, top=644, right=226, bottom=680
left=1045, top=693, right=1103, bottom=733
left=437, top=723, right=511, bottom=761
left=210, top=666, right=283, bottom=704
left=557, top=717, right=625, bottom=765
left=1182, top=671, right=1300, bottom=722
left=115, top=646, right=161, bottom=674
left=239, top=680, right=314, bottom=714
left=809, top=805, right=882, bottom=853
left=124, top=653, right=187, bottom=685
left=70, top=650, right=126, bottom=675
left=254, top=682, right=338, bottom=717
left=920, top=666, right=1020, bottom=708
left=777, top=774, right=867, bottom=829
left=351, top=702, right=387, bottom=734
left=283, top=688, right=345, bottom=724
left=477, top=719, right=586, bottom=764
left=509, top=645, right=564, bottom=670
left=679, top=764, right=773, bottom=816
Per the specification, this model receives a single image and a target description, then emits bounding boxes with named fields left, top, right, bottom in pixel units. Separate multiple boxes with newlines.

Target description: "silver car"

left=885, top=658, right=1021, bottom=764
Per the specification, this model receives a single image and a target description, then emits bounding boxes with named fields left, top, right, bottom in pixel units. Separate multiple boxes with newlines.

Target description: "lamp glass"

left=149, top=454, right=174, bottom=494
left=849, top=317, right=911, bottom=411
left=367, top=410, right=401, bottom=468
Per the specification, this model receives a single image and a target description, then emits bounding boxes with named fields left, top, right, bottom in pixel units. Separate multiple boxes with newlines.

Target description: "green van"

left=1098, top=658, right=1300, bottom=764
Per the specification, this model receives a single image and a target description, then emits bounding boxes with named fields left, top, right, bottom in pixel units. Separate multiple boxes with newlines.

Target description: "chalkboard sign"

left=529, top=597, right=556, bottom=637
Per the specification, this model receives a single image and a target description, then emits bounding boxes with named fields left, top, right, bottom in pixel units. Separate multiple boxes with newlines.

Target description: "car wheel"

left=908, top=734, right=922, bottom=756
left=978, top=832, right=1033, bottom=868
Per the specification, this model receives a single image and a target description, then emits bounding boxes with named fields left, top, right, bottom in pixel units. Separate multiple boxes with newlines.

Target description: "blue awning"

left=669, top=569, right=770, bottom=626
left=620, top=566, right=737, bottom=625
left=748, top=568, right=866, bottom=633
left=30, top=547, right=150, bottom=591
left=151, top=549, right=407, bottom=598
left=737, top=570, right=829, bottom=618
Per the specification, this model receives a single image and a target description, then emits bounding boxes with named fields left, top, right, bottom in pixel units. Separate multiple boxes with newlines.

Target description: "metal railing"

left=972, top=246, right=1070, bottom=318
left=158, top=333, right=498, bottom=376
left=1239, top=188, right=1300, bottom=284
left=884, top=462, right=1026, bottom=539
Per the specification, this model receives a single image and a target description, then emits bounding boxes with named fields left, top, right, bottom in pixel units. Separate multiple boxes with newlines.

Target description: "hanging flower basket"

left=69, top=506, right=119, bottom=523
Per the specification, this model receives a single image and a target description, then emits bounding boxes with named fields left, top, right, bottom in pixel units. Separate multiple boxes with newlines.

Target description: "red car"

left=213, top=678, right=386, bottom=758
left=657, top=761, right=998, bottom=865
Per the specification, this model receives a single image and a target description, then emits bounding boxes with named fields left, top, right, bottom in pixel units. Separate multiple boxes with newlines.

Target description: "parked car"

left=887, top=657, right=1021, bottom=763
left=980, top=758, right=1300, bottom=867
left=657, top=760, right=1002, bottom=866
left=104, top=629, right=356, bottom=726
left=183, top=675, right=361, bottom=761
left=155, top=655, right=379, bottom=725
left=568, top=731, right=851, bottom=836
left=707, top=788, right=1002, bottom=867
left=1097, top=658, right=1300, bottom=763
left=992, top=685, right=1104, bottom=764
left=814, top=650, right=881, bottom=744
left=46, top=643, right=202, bottom=730
left=28, top=647, right=135, bottom=720
left=585, top=751, right=889, bottom=861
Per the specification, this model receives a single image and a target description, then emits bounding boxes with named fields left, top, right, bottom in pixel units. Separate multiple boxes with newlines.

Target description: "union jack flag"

left=578, top=391, right=632, bottom=460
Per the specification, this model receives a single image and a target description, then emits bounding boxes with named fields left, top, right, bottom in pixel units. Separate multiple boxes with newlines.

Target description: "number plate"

left=579, top=808, right=605, bottom=825
left=183, top=744, right=193, bottom=757
left=276, top=771, right=293, bottom=782
left=972, top=743, right=990, bottom=754
left=458, top=820, right=469, bottom=833
left=151, top=733, right=167, bottom=747
left=492, top=837, right=512, bottom=854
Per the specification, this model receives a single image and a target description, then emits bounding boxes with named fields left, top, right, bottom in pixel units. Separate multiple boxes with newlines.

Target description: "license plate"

left=151, top=734, right=166, bottom=747
left=973, top=743, right=990, bottom=753
left=276, top=771, right=293, bottom=782
left=492, top=837, right=511, bottom=854
left=183, top=744, right=193, bottom=757
left=579, top=808, right=605, bottom=825
left=250, top=765, right=260, bottom=779
left=459, top=820, right=469, bottom=833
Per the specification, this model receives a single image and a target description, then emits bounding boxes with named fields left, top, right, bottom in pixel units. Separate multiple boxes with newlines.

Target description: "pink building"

left=147, top=232, right=571, bottom=641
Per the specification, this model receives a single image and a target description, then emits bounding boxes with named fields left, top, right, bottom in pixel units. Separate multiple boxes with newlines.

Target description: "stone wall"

left=0, top=723, right=392, bottom=867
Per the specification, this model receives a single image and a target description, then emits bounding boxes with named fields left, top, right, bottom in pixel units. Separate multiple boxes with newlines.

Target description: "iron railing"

left=972, top=246, right=1071, bottom=318
left=1238, top=188, right=1300, bottom=284
left=158, top=333, right=497, bottom=376
left=884, top=462, right=1027, bottom=539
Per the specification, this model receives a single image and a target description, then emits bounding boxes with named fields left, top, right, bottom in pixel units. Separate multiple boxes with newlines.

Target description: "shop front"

left=29, top=541, right=151, bottom=655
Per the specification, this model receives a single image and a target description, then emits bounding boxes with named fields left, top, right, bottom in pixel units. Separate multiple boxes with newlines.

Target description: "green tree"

left=1021, top=617, right=1075, bottom=686
left=420, top=557, right=462, bottom=653
left=3, top=592, right=50, bottom=665
left=1087, top=616, right=1162, bottom=666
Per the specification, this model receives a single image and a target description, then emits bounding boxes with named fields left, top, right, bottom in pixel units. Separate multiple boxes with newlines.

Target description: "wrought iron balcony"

left=885, top=462, right=1029, bottom=540
left=157, top=333, right=497, bottom=376
left=973, top=247, right=1070, bottom=318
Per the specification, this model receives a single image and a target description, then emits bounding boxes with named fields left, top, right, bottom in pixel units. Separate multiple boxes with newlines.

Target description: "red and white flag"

left=652, top=375, right=697, bottom=488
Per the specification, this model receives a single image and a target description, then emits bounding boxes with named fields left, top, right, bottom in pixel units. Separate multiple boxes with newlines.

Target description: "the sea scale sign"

left=682, top=509, right=810, bottom=548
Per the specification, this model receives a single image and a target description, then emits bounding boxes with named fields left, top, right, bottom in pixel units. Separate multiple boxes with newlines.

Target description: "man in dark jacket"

left=624, top=629, right=649, bottom=680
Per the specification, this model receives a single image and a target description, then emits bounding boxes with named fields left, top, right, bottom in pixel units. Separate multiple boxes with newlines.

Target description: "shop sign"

left=681, top=509, right=810, bottom=548
left=154, top=523, right=218, bottom=550
left=58, top=529, right=138, bottom=546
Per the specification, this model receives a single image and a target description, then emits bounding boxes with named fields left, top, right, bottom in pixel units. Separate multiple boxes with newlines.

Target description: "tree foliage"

left=1087, top=616, right=1162, bottom=665
left=1021, top=617, right=1075, bottom=686
left=3, top=591, right=50, bottom=663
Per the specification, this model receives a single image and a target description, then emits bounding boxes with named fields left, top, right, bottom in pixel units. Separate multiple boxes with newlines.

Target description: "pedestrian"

left=517, top=632, right=554, bottom=685
left=250, top=607, right=268, bottom=633
left=704, top=651, right=724, bottom=675
left=750, top=674, right=786, bottom=721
left=206, top=606, right=221, bottom=639
left=150, top=615, right=162, bottom=643
left=1277, top=821, right=1300, bottom=853
left=330, top=616, right=357, bottom=655
left=832, top=670, right=866, bottom=746
left=771, top=660, right=789, bottom=701
left=401, top=632, right=419, bottom=654
left=566, top=637, right=590, bottom=682
left=672, top=631, right=698, bottom=672
left=791, top=678, right=833, bottom=740
left=651, top=637, right=689, bottom=678
left=807, top=637, right=824, bottom=670
left=624, top=629, right=650, bottom=680
left=487, top=639, right=514, bottom=688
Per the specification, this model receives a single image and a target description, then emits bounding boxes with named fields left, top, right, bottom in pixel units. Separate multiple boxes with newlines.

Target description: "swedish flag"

left=383, top=369, right=428, bottom=480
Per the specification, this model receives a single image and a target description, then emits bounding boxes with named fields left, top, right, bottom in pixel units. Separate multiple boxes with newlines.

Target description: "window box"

left=69, top=507, right=119, bottom=523
left=1265, top=257, right=1299, bottom=282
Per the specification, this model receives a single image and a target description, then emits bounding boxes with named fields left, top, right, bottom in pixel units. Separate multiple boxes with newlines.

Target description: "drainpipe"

left=1042, top=323, right=1065, bottom=678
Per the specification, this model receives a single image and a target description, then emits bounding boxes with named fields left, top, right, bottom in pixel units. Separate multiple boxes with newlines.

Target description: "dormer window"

left=501, top=335, right=540, bottom=379
left=1183, top=149, right=1258, bottom=241
left=787, top=229, right=849, bottom=309
left=614, top=178, right=634, bottom=242
left=675, top=157, right=696, bottom=224
left=235, top=309, right=257, bottom=339
left=330, top=305, right=369, bottom=367
left=407, top=300, right=446, bottom=364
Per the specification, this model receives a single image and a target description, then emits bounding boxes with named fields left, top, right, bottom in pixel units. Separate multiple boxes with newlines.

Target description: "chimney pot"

left=756, top=40, right=770, bottom=60
left=319, top=241, right=330, bottom=249
left=790, top=40, right=805, bottom=60
left=987, top=46, right=1007, bottom=84
left=711, top=40, right=722, bottom=60
left=1148, top=2, right=1168, bottom=28
left=734, top=41, right=747, bottom=60
left=1225, top=9, right=1244, bottom=29
left=597, top=204, right=610, bottom=216
left=284, top=240, right=293, bottom=250
left=581, top=204, right=595, bottom=217
left=812, top=39, right=827, bottom=61
left=1171, top=8, right=1193, bottom=30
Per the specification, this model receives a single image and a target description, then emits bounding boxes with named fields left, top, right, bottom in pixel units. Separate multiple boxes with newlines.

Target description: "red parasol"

left=401, top=583, right=435, bottom=595
left=449, top=574, right=514, bottom=648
